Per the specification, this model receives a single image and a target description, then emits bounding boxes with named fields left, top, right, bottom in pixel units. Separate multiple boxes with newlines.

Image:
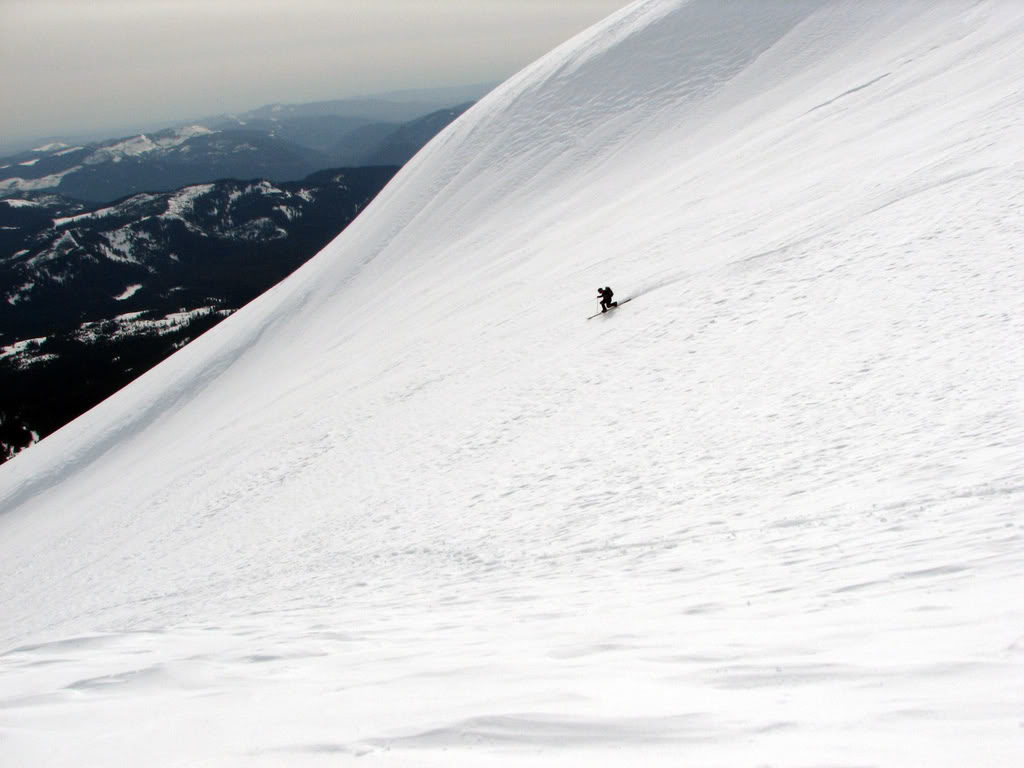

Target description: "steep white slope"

left=2, top=1, right=1023, bottom=765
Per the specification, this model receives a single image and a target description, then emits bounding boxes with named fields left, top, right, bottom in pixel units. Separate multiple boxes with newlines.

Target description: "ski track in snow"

left=1, top=1, right=1023, bottom=766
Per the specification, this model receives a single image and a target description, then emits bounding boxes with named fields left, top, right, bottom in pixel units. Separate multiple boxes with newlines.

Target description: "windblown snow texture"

left=1, top=1, right=1022, bottom=765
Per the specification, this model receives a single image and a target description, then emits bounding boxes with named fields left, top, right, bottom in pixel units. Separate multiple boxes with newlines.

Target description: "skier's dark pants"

left=601, top=299, right=617, bottom=312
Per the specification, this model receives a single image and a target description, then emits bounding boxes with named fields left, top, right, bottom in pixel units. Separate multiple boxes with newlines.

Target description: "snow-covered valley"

left=1, top=1, right=1022, bottom=765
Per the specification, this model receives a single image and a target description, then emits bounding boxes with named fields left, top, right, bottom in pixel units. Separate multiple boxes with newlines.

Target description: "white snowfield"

left=82, top=125, right=215, bottom=165
left=2, top=1, right=1023, bottom=765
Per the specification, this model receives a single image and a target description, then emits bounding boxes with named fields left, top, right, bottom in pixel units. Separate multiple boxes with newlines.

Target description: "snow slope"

left=2, top=1, right=1023, bottom=765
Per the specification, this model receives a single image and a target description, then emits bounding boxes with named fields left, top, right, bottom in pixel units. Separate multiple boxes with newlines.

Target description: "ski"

left=585, top=296, right=630, bottom=317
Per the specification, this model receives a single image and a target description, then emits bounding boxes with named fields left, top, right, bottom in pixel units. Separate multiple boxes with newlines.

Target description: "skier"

left=597, top=286, right=617, bottom=313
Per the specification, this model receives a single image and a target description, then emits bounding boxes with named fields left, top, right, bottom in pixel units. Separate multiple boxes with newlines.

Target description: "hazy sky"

left=1, top=0, right=631, bottom=144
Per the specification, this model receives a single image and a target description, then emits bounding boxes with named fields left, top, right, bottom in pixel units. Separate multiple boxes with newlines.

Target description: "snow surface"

left=1, top=1, right=1023, bottom=766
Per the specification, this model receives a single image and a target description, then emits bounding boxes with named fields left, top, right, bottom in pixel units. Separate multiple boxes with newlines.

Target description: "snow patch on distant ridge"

left=54, top=206, right=119, bottom=227
left=114, top=284, right=142, bottom=301
left=0, top=337, right=47, bottom=361
left=84, top=126, right=216, bottom=165
left=0, top=169, right=77, bottom=195
left=162, top=183, right=215, bottom=220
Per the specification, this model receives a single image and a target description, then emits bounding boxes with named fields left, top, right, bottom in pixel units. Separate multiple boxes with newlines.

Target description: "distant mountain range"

left=0, top=103, right=474, bottom=203
left=221, top=82, right=492, bottom=123
left=0, top=90, right=485, bottom=461
left=0, top=167, right=398, bottom=461
left=0, top=83, right=496, bottom=156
